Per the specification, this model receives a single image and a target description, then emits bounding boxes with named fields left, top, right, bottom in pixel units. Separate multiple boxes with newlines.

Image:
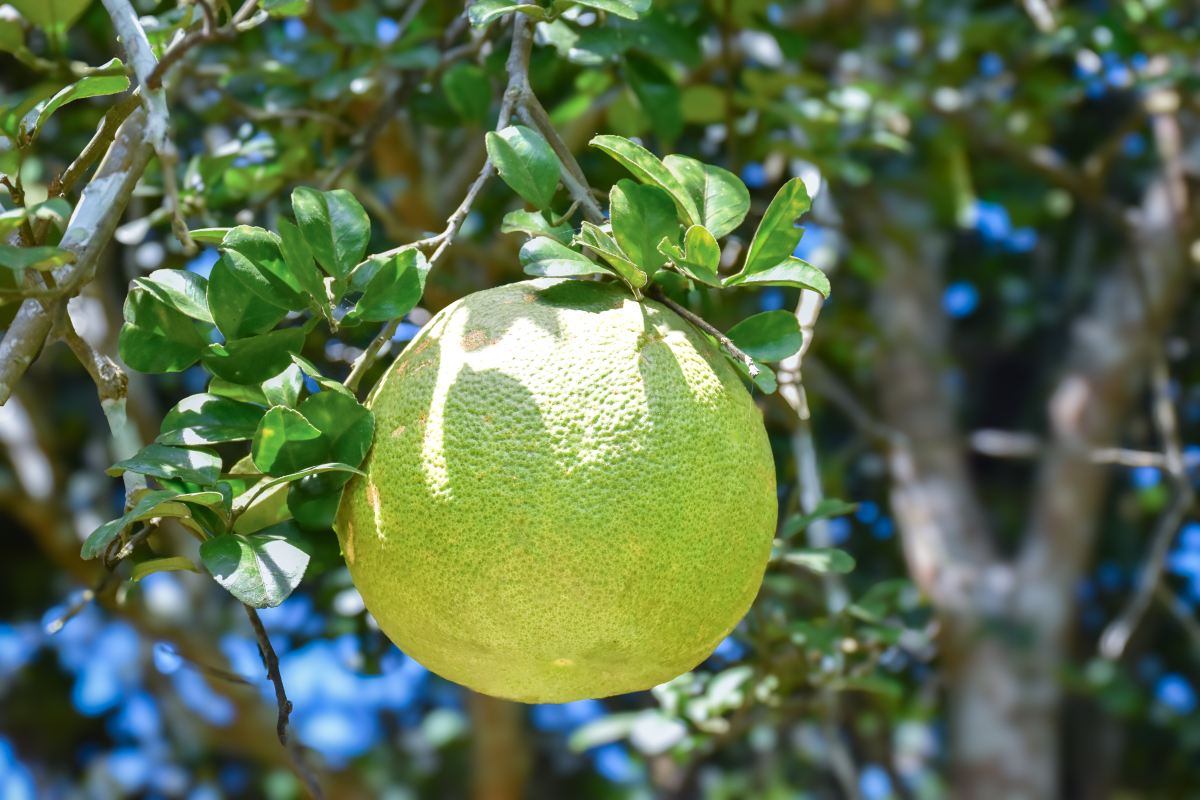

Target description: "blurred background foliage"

left=2, top=0, right=1200, bottom=798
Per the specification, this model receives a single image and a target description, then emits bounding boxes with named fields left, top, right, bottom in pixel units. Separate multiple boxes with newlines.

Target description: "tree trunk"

left=467, top=692, right=531, bottom=800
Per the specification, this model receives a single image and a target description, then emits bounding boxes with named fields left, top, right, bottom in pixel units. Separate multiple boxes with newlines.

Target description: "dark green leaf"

left=730, top=356, right=777, bottom=393
left=485, top=125, right=560, bottom=210
left=589, top=135, right=698, bottom=224
left=207, top=254, right=289, bottom=340
left=564, top=0, right=650, bottom=19
left=520, top=238, right=612, bottom=279
left=10, top=0, right=94, bottom=30
left=726, top=310, right=802, bottom=362
left=81, top=489, right=179, bottom=560
left=262, top=363, right=305, bottom=407
left=200, top=326, right=307, bottom=385
left=207, top=379, right=271, bottom=406
left=290, top=355, right=353, bottom=396
left=658, top=225, right=721, bottom=286
left=500, top=210, right=573, bottom=243
left=132, top=557, right=199, bottom=581
left=783, top=548, right=856, bottom=574
left=200, top=533, right=310, bottom=608
left=609, top=178, right=676, bottom=278
left=0, top=244, right=74, bottom=271
left=662, top=155, right=750, bottom=239
left=288, top=478, right=344, bottom=531
left=251, top=406, right=331, bottom=477
left=298, top=390, right=374, bottom=469
left=107, top=444, right=223, bottom=486
left=257, top=462, right=366, bottom=493
left=157, top=393, right=267, bottom=446
left=26, top=59, right=128, bottom=140
left=573, top=222, right=646, bottom=290
left=737, top=178, right=811, bottom=278
left=345, top=248, right=430, bottom=324
left=119, top=285, right=208, bottom=374
left=442, top=63, right=492, bottom=127
left=276, top=218, right=329, bottom=309
left=136, top=269, right=214, bottom=324
left=624, top=52, right=683, bottom=143
left=468, top=0, right=547, bottom=28
left=220, top=236, right=307, bottom=311
left=292, top=187, right=370, bottom=280
left=724, top=256, right=831, bottom=298
left=781, top=498, right=858, bottom=538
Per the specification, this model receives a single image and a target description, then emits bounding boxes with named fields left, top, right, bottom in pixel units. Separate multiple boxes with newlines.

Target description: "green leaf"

left=500, top=210, right=574, bottom=243
left=289, top=355, right=355, bottom=396
left=442, top=63, right=492, bottom=127
left=107, top=444, right=223, bottom=486
left=468, top=0, right=547, bottom=28
left=564, top=0, right=650, bottom=19
left=609, top=179, right=676, bottom=278
left=781, top=498, right=858, bottom=538
left=25, top=59, right=128, bottom=141
left=200, top=532, right=310, bottom=608
left=662, top=155, right=750, bottom=239
left=119, top=284, right=208, bottom=374
left=81, top=489, right=179, bottom=560
left=658, top=225, right=721, bottom=286
left=298, top=390, right=374, bottom=470
left=262, top=363, right=305, bottom=407
left=730, top=356, right=776, bottom=393
left=783, top=548, right=856, bottom=575
left=207, top=254, right=289, bottom=340
left=200, top=326, right=307, bottom=385
left=27, top=197, right=71, bottom=226
left=276, top=218, right=329, bottom=310
left=520, top=238, right=613, bottom=279
left=624, top=52, right=683, bottom=144
left=189, top=228, right=230, bottom=245
left=157, top=394, right=267, bottom=446
left=9, top=0, right=94, bottom=30
left=724, top=257, right=830, bottom=298
left=589, top=135, right=698, bottom=224
left=0, top=207, right=27, bottom=240
left=485, top=125, right=560, bottom=210
left=726, top=310, right=802, bottom=362
left=251, top=406, right=330, bottom=477
left=0, top=244, right=74, bottom=271
left=207, top=379, right=270, bottom=406
left=292, top=187, right=370, bottom=280
left=738, top=178, right=811, bottom=278
left=573, top=221, right=646, bottom=290
left=257, top=462, right=365, bottom=493
left=132, top=557, right=199, bottom=581
left=219, top=232, right=307, bottom=311
left=136, top=269, right=214, bottom=324
left=345, top=248, right=430, bottom=324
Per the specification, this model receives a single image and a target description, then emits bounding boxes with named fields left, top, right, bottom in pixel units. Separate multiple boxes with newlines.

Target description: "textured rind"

left=335, top=279, right=776, bottom=703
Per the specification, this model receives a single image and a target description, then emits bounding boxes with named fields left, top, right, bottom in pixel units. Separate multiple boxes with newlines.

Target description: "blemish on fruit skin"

left=344, top=521, right=356, bottom=565
left=392, top=425, right=407, bottom=437
left=554, top=658, right=574, bottom=667
left=523, top=294, right=538, bottom=303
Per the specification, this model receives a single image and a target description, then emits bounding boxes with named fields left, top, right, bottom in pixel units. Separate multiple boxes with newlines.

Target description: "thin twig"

left=145, top=0, right=259, bottom=90
left=647, top=286, right=759, bottom=378
left=1155, top=583, right=1200, bottom=652
left=244, top=604, right=293, bottom=746
left=287, top=741, right=326, bottom=800
left=1100, top=357, right=1194, bottom=659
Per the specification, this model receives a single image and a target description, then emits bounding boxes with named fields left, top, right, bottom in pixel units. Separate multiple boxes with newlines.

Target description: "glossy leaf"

left=292, top=187, right=371, bottom=280
left=520, top=238, right=612, bottom=279
left=726, top=310, right=803, bottom=362
left=119, top=284, right=208, bottom=374
left=25, top=59, right=128, bottom=139
left=731, top=357, right=777, bottom=394
left=290, top=355, right=354, bottom=397
left=200, top=326, right=307, bottom=385
left=0, top=244, right=74, bottom=271
left=276, top=218, right=329, bottom=309
left=662, top=155, right=750, bottom=239
left=609, top=179, right=676, bottom=277
left=589, top=135, right=698, bottom=224
left=442, top=63, right=492, bottom=127
left=345, top=247, right=430, bottom=324
left=200, top=533, right=310, bottom=608
left=251, top=406, right=330, bottom=477
left=783, top=548, right=857, bottom=575
left=131, top=557, right=200, bottom=581
left=658, top=225, right=722, bottom=286
left=738, top=178, right=811, bottom=277
left=136, top=268, right=213, bottom=324
left=107, top=444, right=223, bottom=487
left=298, top=391, right=374, bottom=470
left=500, top=210, right=573, bottom=243
left=486, top=125, right=560, bottom=210
left=81, top=489, right=179, bottom=560
left=262, top=363, right=305, bottom=407
left=781, top=499, right=858, bottom=539
left=468, top=0, right=547, bottom=28
left=207, top=380, right=271, bottom=407
left=157, top=394, right=267, bottom=446
left=724, top=256, right=830, bottom=297
left=220, top=239, right=306, bottom=311
left=189, top=228, right=230, bottom=245
left=561, top=0, right=650, bottom=19
left=573, top=222, right=646, bottom=290
left=257, top=462, right=366, bottom=493
left=207, top=254, right=288, bottom=339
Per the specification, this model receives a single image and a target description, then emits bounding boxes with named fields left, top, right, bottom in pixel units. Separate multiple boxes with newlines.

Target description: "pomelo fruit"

left=335, top=278, right=776, bottom=703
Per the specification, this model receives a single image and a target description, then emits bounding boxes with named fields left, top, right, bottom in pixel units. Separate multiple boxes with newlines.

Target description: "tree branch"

left=243, top=604, right=294, bottom=746
left=647, top=286, right=759, bottom=378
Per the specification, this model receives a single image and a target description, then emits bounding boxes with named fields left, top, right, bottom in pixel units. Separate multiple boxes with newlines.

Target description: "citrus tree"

left=1, top=0, right=1199, bottom=798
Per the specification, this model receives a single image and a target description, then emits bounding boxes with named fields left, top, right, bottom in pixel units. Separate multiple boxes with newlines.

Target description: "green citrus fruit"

left=335, top=279, right=776, bottom=703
